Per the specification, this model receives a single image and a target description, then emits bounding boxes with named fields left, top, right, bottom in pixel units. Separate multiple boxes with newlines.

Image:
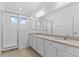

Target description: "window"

left=11, top=15, right=28, bottom=24
left=11, top=16, right=17, bottom=24
left=19, top=18, right=27, bottom=24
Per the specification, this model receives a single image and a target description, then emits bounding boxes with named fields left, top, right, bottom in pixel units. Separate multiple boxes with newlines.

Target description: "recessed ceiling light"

left=19, top=8, right=22, bottom=10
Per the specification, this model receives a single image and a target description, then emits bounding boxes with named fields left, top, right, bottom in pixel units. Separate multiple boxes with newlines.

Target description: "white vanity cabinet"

left=28, top=35, right=45, bottom=56
left=45, top=40, right=56, bottom=57
left=28, top=34, right=33, bottom=47
left=28, top=34, right=79, bottom=57
left=65, top=45, right=79, bottom=57
left=32, top=37, right=37, bottom=51
left=57, top=50, right=73, bottom=57
left=50, top=41, right=65, bottom=51
left=36, top=37, right=45, bottom=56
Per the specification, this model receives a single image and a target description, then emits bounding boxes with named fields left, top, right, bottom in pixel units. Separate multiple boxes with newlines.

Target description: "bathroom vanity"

left=28, top=33, right=79, bottom=57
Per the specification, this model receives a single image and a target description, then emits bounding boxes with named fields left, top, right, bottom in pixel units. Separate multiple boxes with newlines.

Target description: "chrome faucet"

left=64, top=36, right=67, bottom=40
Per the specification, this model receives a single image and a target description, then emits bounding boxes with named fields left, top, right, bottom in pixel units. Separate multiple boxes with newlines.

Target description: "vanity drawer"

left=45, top=40, right=51, bottom=46
left=50, top=41, right=65, bottom=51
left=65, top=45, right=79, bottom=56
left=45, top=40, right=56, bottom=57
left=57, top=50, right=73, bottom=57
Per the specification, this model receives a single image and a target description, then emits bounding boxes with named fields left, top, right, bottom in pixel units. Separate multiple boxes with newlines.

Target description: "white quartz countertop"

left=30, top=33, right=79, bottom=48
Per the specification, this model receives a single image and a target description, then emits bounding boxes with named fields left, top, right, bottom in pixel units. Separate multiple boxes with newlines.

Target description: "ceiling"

left=3, top=2, right=71, bottom=17
left=3, top=2, right=43, bottom=16
left=35, top=2, right=71, bottom=18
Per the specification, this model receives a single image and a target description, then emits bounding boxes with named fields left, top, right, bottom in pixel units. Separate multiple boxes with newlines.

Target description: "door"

left=2, top=12, right=18, bottom=49
left=18, top=15, right=30, bottom=48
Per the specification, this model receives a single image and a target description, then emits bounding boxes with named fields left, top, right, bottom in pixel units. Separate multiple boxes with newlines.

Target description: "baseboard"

left=19, top=45, right=29, bottom=49
left=2, top=46, right=18, bottom=51
left=0, top=51, right=1, bottom=55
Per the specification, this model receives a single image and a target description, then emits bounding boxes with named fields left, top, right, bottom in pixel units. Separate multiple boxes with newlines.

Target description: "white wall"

left=44, top=3, right=79, bottom=36
left=34, top=3, right=79, bottom=37
left=0, top=2, right=4, bottom=51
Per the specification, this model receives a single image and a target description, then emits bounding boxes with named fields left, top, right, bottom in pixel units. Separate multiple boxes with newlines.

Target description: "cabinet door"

left=65, top=45, right=79, bottom=57
left=37, top=38, right=45, bottom=56
left=45, top=40, right=56, bottom=57
left=57, top=50, right=73, bottom=57
left=45, top=45, right=56, bottom=57
left=32, top=37, right=37, bottom=50
left=29, top=35, right=33, bottom=47
left=50, top=40, right=65, bottom=51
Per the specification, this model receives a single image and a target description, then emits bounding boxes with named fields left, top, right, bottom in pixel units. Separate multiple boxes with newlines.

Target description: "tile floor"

left=0, top=48, right=40, bottom=57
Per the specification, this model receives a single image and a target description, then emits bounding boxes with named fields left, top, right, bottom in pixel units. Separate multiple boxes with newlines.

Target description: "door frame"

left=1, top=11, right=20, bottom=51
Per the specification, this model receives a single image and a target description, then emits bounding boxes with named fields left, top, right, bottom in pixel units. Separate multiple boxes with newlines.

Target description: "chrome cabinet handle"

left=73, top=32, right=78, bottom=34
